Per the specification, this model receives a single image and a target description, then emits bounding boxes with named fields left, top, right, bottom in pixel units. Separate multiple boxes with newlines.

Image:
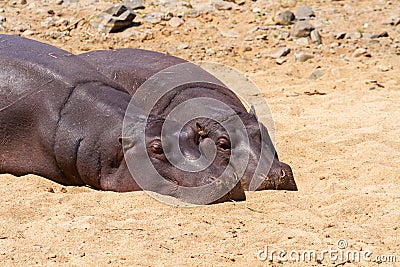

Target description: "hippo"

left=78, top=49, right=298, bottom=191
left=0, top=34, right=246, bottom=204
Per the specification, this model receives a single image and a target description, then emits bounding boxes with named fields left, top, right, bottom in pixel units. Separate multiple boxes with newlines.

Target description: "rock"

left=235, top=0, right=245, bottom=5
left=345, top=32, right=362, bottom=39
left=296, top=5, right=315, bottom=20
left=169, top=17, right=184, bottom=27
left=91, top=4, right=136, bottom=33
left=276, top=58, right=287, bottom=65
left=310, top=29, right=322, bottom=44
left=378, top=64, right=392, bottom=72
left=381, top=16, right=400, bottom=26
left=334, top=32, right=346, bottom=40
left=42, top=17, right=55, bottom=28
left=21, top=29, right=34, bottom=36
left=242, top=46, right=252, bottom=52
left=187, top=9, right=201, bottom=18
left=0, top=16, right=6, bottom=22
left=142, top=13, right=163, bottom=24
left=294, top=37, right=309, bottom=46
left=292, top=21, right=315, bottom=38
left=309, top=69, right=324, bottom=80
left=252, top=7, right=261, bottom=13
left=295, top=51, right=314, bottom=62
left=123, top=0, right=144, bottom=10
left=269, top=47, right=291, bottom=58
left=212, top=0, right=233, bottom=10
left=353, top=48, right=371, bottom=57
left=275, top=10, right=295, bottom=25
left=55, top=18, right=68, bottom=27
left=255, top=34, right=268, bottom=40
left=369, top=31, right=389, bottom=39
left=178, top=42, right=189, bottom=49
left=0, top=23, right=5, bottom=31
left=206, top=48, right=216, bottom=56
left=219, top=29, right=239, bottom=38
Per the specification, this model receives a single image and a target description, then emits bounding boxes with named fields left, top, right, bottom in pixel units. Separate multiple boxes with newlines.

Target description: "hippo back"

left=0, top=34, right=126, bottom=110
left=78, top=48, right=248, bottom=114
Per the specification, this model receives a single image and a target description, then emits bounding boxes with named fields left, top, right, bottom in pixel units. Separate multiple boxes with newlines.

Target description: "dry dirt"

left=0, top=0, right=399, bottom=266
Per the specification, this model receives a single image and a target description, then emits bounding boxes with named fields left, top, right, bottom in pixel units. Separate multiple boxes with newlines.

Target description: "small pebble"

left=276, top=58, right=287, bottom=65
left=292, top=21, right=315, bottom=37
left=353, top=48, right=368, bottom=57
left=296, top=5, right=315, bottom=20
left=169, top=17, right=184, bottom=27
left=269, top=47, right=291, bottom=59
left=295, top=51, right=314, bottom=62
left=310, top=29, right=322, bottom=44
left=309, top=69, right=325, bottom=80
left=275, top=10, right=295, bottom=25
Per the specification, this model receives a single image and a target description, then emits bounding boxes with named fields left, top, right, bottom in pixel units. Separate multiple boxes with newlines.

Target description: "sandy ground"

left=1, top=0, right=400, bottom=266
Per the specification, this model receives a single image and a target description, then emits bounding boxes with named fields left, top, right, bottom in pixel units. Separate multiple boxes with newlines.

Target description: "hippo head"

left=194, top=109, right=297, bottom=192
left=120, top=115, right=246, bottom=205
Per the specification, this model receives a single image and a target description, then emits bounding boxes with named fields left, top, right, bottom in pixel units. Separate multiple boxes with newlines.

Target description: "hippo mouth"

left=258, top=167, right=298, bottom=191
left=162, top=173, right=246, bottom=204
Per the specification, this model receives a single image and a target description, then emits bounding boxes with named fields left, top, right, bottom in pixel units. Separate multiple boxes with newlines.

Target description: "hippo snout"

left=258, top=162, right=298, bottom=191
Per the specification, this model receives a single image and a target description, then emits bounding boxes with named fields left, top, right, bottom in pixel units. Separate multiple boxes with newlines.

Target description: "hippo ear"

left=196, top=122, right=207, bottom=138
left=249, top=105, right=257, bottom=119
left=119, top=136, right=135, bottom=150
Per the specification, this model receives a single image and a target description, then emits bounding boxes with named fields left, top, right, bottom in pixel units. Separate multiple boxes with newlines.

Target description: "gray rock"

left=178, top=42, right=189, bottom=49
left=142, top=12, right=163, bottom=24
left=295, top=51, right=314, bottom=62
left=381, top=16, right=400, bottom=26
left=334, top=32, right=346, bottom=39
left=91, top=4, right=136, bottom=33
left=296, top=5, right=315, bottom=20
left=353, top=48, right=371, bottom=57
left=123, top=0, right=144, bottom=10
left=187, top=9, right=201, bottom=18
left=309, top=69, right=324, bottom=80
left=212, top=0, right=233, bottom=10
left=310, top=29, right=322, bottom=44
left=276, top=58, right=287, bottom=65
left=292, top=21, right=315, bottom=38
left=269, top=47, right=291, bottom=58
left=169, top=17, right=184, bottom=27
left=275, top=10, right=295, bottom=25
left=294, top=37, right=309, bottom=46
left=369, top=31, right=389, bottom=39
left=345, top=32, right=362, bottom=39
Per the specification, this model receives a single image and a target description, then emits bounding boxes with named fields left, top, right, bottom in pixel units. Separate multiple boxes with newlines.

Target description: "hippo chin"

left=78, top=48, right=298, bottom=192
left=0, top=34, right=245, bottom=204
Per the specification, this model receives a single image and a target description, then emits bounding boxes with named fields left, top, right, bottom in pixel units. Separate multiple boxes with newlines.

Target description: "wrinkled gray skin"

left=0, top=34, right=245, bottom=204
left=78, top=49, right=297, bottom=191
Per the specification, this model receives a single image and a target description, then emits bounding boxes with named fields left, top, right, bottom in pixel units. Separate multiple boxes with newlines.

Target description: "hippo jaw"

left=254, top=160, right=297, bottom=191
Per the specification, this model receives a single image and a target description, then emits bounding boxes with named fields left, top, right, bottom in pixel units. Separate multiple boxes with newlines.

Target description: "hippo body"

left=0, top=34, right=132, bottom=190
left=79, top=49, right=298, bottom=191
left=0, top=35, right=245, bottom=203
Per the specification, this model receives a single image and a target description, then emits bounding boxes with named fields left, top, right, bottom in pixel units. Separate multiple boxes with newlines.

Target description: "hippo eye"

left=149, top=141, right=163, bottom=154
left=216, top=137, right=231, bottom=151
